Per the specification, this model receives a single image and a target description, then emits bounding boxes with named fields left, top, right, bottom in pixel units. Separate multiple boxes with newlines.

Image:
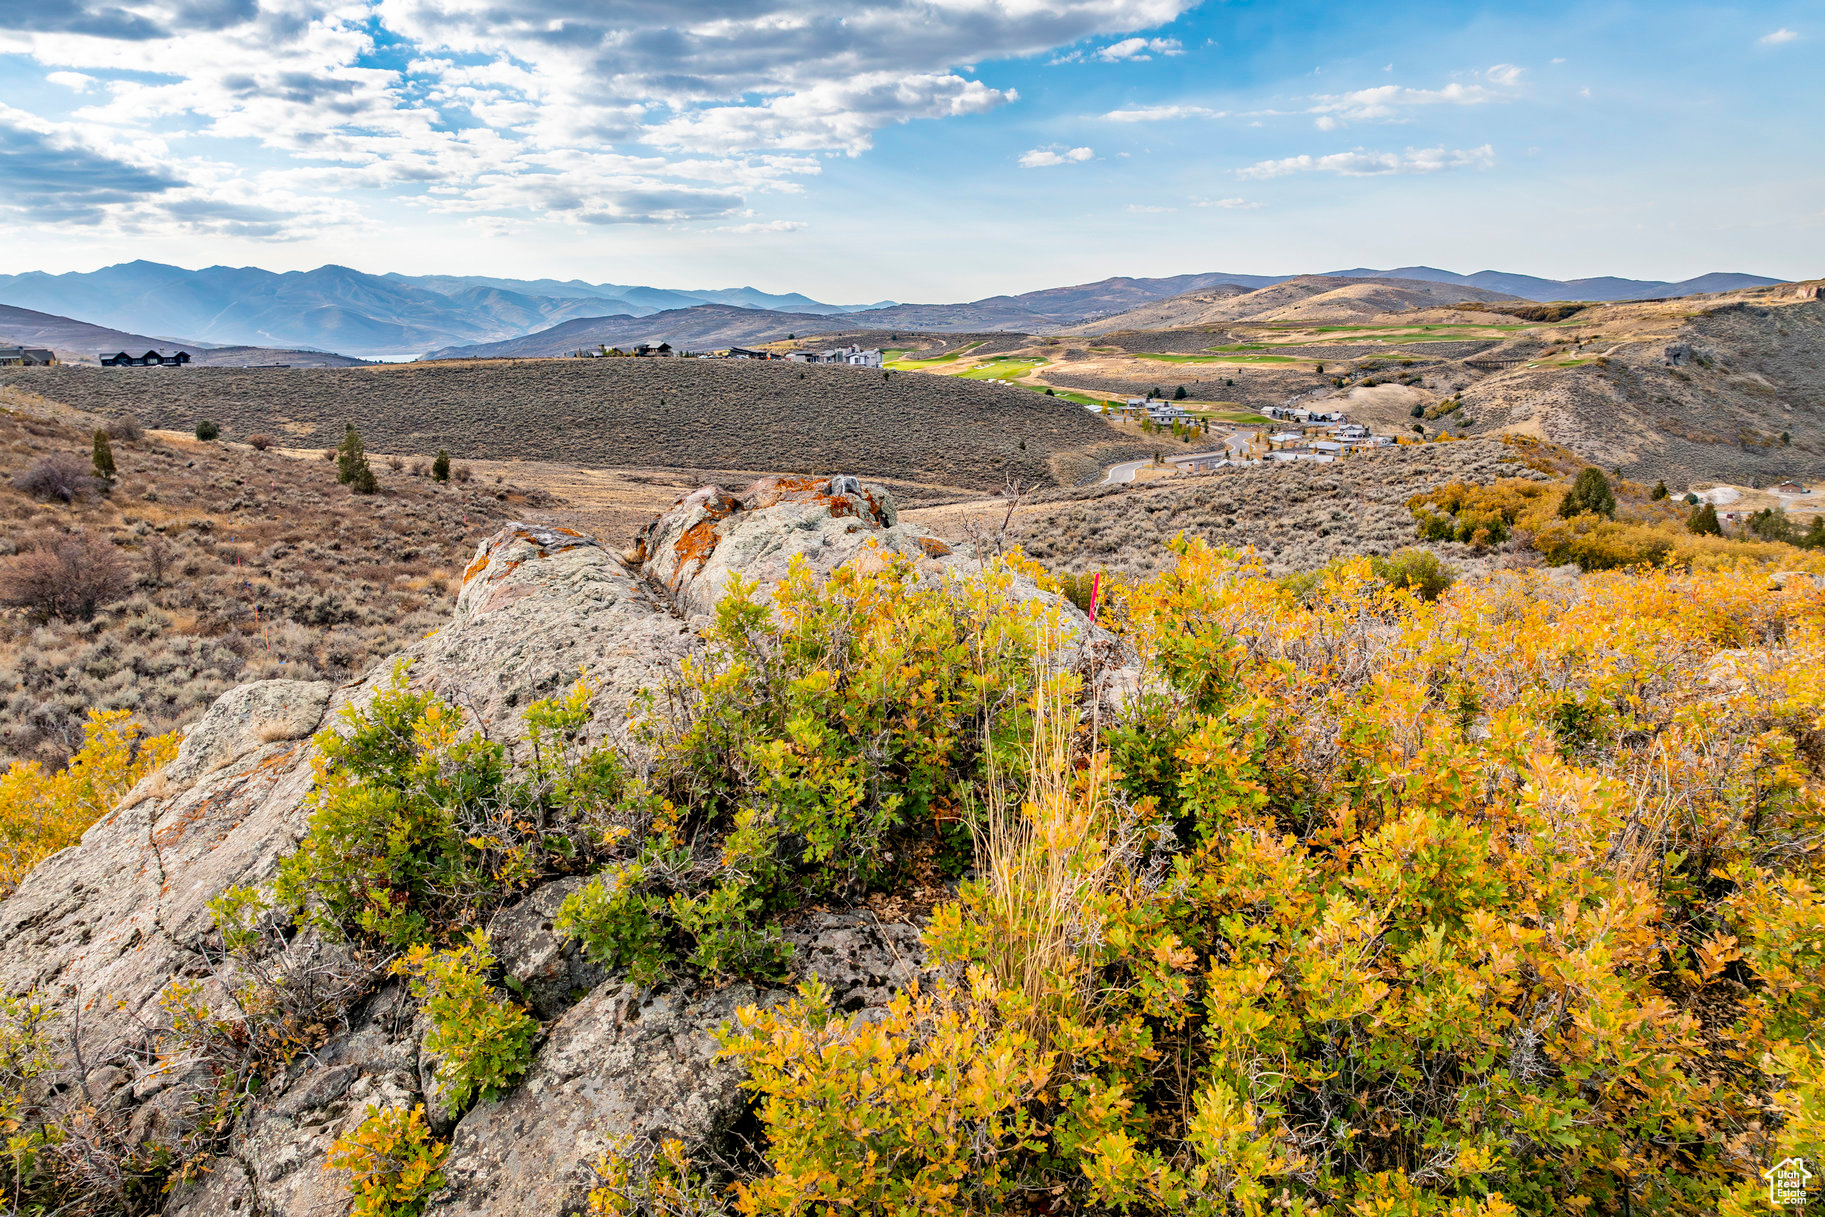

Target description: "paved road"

left=1102, top=459, right=1152, bottom=484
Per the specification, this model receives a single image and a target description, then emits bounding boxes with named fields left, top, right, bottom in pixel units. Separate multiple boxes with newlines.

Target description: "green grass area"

left=885, top=340, right=987, bottom=371
left=956, top=357, right=1045, bottom=381
left=1015, top=385, right=1118, bottom=408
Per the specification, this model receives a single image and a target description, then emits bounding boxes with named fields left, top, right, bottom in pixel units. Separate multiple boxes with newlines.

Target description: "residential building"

left=100, top=349, right=191, bottom=367
left=1171, top=451, right=1230, bottom=474
left=0, top=347, right=55, bottom=366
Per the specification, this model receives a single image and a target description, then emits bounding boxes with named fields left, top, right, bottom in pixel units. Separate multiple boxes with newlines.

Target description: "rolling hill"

left=0, top=303, right=367, bottom=367
left=1065, top=276, right=1525, bottom=332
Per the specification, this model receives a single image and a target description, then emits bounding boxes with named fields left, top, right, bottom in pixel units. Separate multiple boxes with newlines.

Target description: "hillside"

left=1324, top=265, right=1782, bottom=301
left=0, top=303, right=366, bottom=367
left=0, top=359, right=1137, bottom=492
left=1069, top=275, right=1525, bottom=332
left=2, top=461, right=1820, bottom=1217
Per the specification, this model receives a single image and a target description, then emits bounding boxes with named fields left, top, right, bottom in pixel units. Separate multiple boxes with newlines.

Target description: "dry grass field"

left=0, top=399, right=514, bottom=767
left=907, top=439, right=1534, bottom=576
left=0, top=357, right=1132, bottom=492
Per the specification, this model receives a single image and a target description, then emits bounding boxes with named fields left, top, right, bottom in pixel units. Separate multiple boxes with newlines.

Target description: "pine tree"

left=337, top=424, right=376, bottom=493
left=1687, top=503, right=1722, bottom=536
left=1802, top=515, right=1825, bottom=549
left=1173, top=384, right=1187, bottom=400
left=432, top=449, right=451, bottom=483
left=1650, top=480, right=1668, bottom=501
left=91, top=429, right=116, bottom=482
left=1558, top=467, right=1617, bottom=519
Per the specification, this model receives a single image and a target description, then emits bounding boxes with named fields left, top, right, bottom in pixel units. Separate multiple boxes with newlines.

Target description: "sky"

left=0, top=0, right=1819, bottom=303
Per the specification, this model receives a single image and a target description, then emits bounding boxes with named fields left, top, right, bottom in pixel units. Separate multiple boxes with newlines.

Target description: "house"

left=0, top=347, right=55, bottom=366
left=632, top=343, right=673, bottom=357
left=725, top=347, right=776, bottom=360
left=1269, top=430, right=1305, bottom=446
left=1171, top=451, right=1230, bottom=474
left=1774, top=481, right=1810, bottom=495
left=101, top=349, right=190, bottom=367
left=1311, top=440, right=1346, bottom=455
left=1337, top=423, right=1371, bottom=440
left=820, top=344, right=883, bottom=368
left=1267, top=447, right=1335, bottom=464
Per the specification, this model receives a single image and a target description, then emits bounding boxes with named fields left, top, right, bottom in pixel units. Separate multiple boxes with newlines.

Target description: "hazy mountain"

left=1065, top=276, right=1526, bottom=334
left=1325, top=266, right=1784, bottom=302
left=423, top=305, right=857, bottom=359
left=0, top=303, right=366, bottom=366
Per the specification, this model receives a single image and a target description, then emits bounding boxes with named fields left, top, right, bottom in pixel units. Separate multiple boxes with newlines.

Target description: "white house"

left=1172, top=451, right=1230, bottom=474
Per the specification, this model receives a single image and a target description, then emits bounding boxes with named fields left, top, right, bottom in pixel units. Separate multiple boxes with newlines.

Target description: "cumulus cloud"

left=1019, top=145, right=1094, bottom=167
left=1096, top=36, right=1183, bottom=61
left=1760, top=27, right=1798, bottom=44
left=0, top=0, right=1197, bottom=235
left=646, top=73, right=1012, bottom=155
left=1239, top=144, right=1495, bottom=178
left=0, top=103, right=181, bottom=224
left=1102, top=103, right=1223, bottom=121
left=1308, top=75, right=1516, bottom=128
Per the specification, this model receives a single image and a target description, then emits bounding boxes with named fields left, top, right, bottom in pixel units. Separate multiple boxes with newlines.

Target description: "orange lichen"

left=462, top=553, right=491, bottom=583
left=917, top=537, right=953, bottom=558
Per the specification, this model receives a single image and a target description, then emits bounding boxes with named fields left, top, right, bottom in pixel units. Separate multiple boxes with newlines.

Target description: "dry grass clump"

left=0, top=408, right=511, bottom=767
left=0, top=359, right=1129, bottom=492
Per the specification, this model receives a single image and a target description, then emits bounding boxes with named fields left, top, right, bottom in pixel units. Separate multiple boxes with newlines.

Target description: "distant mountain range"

left=0, top=260, right=1788, bottom=361
left=0, top=262, right=894, bottom=360
left=0, top=303, right=366, bottom=367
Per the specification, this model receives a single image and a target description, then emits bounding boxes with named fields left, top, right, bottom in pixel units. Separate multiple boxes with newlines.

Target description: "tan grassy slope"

left=0, top=358, right=1129, bottom=492
left=1066, top=275, right=1524, bottom=332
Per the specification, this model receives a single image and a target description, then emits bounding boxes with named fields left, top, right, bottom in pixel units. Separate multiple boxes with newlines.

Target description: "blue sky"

left=0, top=0, right=1817, bottom=302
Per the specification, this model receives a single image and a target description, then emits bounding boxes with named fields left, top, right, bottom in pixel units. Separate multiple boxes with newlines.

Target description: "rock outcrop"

left=0, top=480, right=1077, bottom=1217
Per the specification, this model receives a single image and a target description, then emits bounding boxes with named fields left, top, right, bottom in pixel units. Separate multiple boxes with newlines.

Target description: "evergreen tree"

left=432, top=449, right=451, bottom=482
left=1802, top=515, right=1825, bottom=549
left=91, top=429, right=116, bottom=482
left=1650, top=480, right=1668, bottom=501
left=337, top=424, right=376, bottom=493
left=1558, top=467, right=1617, bottom=519
left=1173, top=384, right=1187, bottom=400
left=1687, top=503, right=1722, bottom=536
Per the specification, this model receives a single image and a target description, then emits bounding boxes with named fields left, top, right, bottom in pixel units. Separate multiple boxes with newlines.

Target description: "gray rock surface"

left=1, top=489, right=1088, bottom=1216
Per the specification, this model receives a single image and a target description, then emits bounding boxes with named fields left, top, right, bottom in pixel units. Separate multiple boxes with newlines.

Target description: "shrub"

left=1688, top=502, right=1723, bottom=536
left=0, top=532, right=133, bottom=621
left=1368, top=547, right=1454, bottom=600
left=247, top=433, right=274, bottom=451
left=1558, top=466, right=1617, bottom=518
left=432, top=449, right=450, bottom=482
left=713, top=540, right=1825, bottom=1216
left=393, top=931, right=537, bottom=1114
left=387, top=454, right=404, bottom=472
left=452, top=464, right=472, bottom=484
left=1803, top=515, right=1825, bottom=549
left=1651, top=479, right=1669, bottom=500
left=91, top=430, right=116, bottom=482
left=558, top=555, right=1060, bottom=983
left=0, top=709, right=178, bottom=896
left=195, top=419, right=220, bottom=441
left=105, top=415, right=143, bottom=441
left=276, top=669, right=635, bottom=949
left=325, top=1104, right=448, bottom=1217
left=14, top=455, right=94, bottom=502
left=1747, top=507, right=1797, bottom=543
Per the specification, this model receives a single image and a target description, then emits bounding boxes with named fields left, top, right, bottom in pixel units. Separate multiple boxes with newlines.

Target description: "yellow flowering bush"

left=0, top=708, right=178, bottom=896
left=325, top=1103, right=449, bottom=1217
left=707, top=539, right=1825, bottom=1216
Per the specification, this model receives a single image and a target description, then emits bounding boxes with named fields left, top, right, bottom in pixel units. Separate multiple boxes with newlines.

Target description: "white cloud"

left=1126, top=203, right=1175, bottom=212
left=1019, top=145, right=1095, bottom=168
left=1196, top=197, right=1261, bottom=209
left=1096, top=36, right=1184, bottom=61
left=714, top=219, right=809, bottom=233
left=1308, top=78, right=1508, bottom=126
left=646, top=73, right=1012, bottom=155
left=1102, top=104, right=1223, bottom=121
left=1485, top=63, right=1524, bottom=87
left=1238, top=144, right=1495, bottom=178
left=1760, top=27, right=1799, bottom=44
left=0, top=0, right=1197, bottom=236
